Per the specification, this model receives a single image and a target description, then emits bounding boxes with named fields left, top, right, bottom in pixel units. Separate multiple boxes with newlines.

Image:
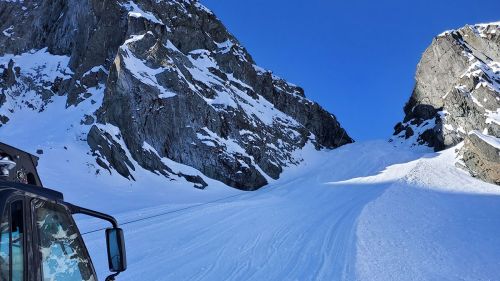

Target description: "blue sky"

left=200, top=0, right=500, bottom=141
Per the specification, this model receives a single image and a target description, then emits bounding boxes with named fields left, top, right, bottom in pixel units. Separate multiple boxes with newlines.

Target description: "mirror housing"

left=106, top=228, right=127, bottom=273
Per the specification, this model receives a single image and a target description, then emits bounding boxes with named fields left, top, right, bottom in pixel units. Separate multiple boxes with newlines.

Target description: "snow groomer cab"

left=0, top=142, right=126, bottom=281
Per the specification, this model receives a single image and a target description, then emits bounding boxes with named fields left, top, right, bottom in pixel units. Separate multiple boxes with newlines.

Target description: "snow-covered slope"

left=74, top=140, right=500, bottom=281
left=0, top=88, right=240, bottom=212
left=1, top=1, right=499, bottom=279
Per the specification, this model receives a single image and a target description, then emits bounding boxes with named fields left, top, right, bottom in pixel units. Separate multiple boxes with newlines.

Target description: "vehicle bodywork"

left=0, top=143, right=126, bottom=280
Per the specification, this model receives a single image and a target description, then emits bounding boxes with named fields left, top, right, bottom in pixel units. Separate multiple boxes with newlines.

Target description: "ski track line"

left=83, top=142, right=430, bottom=281
left=115, top=181, right=390, bottom=281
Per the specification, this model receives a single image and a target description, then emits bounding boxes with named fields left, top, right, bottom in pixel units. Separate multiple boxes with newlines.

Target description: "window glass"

left=34, top=200, right=96, bottom=281
left=0, top=207, right=9, bottom=280
left=11, top=201, right=24, bottom=281
left=0, top=200, right=25, bottom=281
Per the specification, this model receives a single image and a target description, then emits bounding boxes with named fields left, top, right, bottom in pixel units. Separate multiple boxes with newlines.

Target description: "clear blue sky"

left=200, top=0, right=500, bottom=141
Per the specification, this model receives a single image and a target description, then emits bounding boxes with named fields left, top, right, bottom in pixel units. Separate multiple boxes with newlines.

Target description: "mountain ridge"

left=0, top=0, right=352, bottom=190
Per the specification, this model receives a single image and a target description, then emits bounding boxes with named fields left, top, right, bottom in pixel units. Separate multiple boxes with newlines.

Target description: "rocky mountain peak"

left=392, top=22, right=500, bottom=185
left=0, top=0, right=352, bottom=190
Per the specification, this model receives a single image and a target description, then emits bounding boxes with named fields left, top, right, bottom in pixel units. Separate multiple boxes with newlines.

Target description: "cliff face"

left=0, top=0, right=352, bottom=190
left=393, top=22, right=500, bottom=185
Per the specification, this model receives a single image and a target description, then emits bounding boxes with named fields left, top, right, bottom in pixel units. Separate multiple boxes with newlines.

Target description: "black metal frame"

left=0, top=185, right=42, bottom=281
left=65, top=203, right=118, bottom=228
left=2, top=195, right=28, bottom=281
left=0, top=143, right=43, bottom=187
left=66, top=203, right=127, bottom=280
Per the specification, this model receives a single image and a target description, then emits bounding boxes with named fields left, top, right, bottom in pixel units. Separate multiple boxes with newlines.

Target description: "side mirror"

left=106, top=228, right=127, bottom=273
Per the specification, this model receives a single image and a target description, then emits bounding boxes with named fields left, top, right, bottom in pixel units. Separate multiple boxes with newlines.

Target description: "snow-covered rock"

left=459, top=131, right=500, bottom=184
left=0, top=0, right=352, bottom=190
left=392, top=22, right=500, bottom=185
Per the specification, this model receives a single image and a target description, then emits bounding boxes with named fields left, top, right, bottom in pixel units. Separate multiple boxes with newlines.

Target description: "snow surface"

left=121, top=1, right=164, bottom=25
left=193, top=1, right=212, bottom=14
left=185, top=48, right=301, bottom=128
left=74, top=141, right=500, bottom=281
left=0, top=49, right=232, bottom=212
left=82, top=65, right=109, bottom=77
left=0, top=48, right=73, bottom=82
left=2, top=44, right=500, bottom=281
left=2, top=54, right=499, bottom=278
left=438, top=21, right=500, bottom=37
left=2, top=25, right=13, bottom=37
left=120, top=34, right=176, bottom=99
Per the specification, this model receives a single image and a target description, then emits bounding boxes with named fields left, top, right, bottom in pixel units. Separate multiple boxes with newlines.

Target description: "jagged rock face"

left=460, top=131, right=500, bottom=185
left=392, top=22, right=500, bottom=185
left=0, top=0, right=127, bottom=105
left=0, top=0, right=352, bottom=190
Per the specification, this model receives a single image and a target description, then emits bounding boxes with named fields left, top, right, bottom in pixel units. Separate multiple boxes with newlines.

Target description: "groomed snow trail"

left=3, top=48, right=500, bottom=281
left=81, top=141, right=441, bottom=281
left=10, top=122, right=496, bottom=281
left=356, top=145, right=500, bottom=281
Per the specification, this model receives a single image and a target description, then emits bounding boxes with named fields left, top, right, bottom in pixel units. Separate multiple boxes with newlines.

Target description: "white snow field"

left=1, top=72, right=499, bottom=279
left=76, top=141, right=500, bottom=281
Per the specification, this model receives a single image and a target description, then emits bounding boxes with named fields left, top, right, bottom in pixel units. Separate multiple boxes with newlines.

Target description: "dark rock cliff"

left=0, top=0, right=352, bottom=190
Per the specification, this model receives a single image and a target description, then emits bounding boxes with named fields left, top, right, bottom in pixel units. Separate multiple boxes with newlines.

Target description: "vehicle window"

left=11, top=201, right=24, bottom=281
left=0, top=207, right=9, bottom=280
left=0, top=200, right=25, bottom=281
left=33, top=200, right=96, bottom=281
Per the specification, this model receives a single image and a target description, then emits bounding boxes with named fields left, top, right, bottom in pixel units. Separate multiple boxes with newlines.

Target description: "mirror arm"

left=105, top=272, right=120, bottom=281
left=63, top=202, right=119, bottom=228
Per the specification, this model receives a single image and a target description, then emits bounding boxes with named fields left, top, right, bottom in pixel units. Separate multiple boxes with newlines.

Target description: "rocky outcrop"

left=0, top=0, right=352, bottom=190
left=93, top=1, right=352, bottom=190
left=87, top=125, right=136, bottom=180
left=460, top=131, right=500, bottom=185
left=0, top=0, right=127, bottom=106
left=393, top=22, right=500, bottom=184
